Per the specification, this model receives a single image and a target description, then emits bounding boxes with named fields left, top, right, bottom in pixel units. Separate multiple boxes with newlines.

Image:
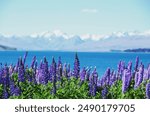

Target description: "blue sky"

left=0, top=0, right=150, bottom=35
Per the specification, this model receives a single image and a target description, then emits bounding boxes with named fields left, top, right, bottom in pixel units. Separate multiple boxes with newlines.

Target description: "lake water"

left=0, top=51, right=150, bottom=76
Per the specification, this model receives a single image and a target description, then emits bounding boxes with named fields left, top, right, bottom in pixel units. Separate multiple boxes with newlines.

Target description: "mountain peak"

left=0, top=30, right=150, bottom=51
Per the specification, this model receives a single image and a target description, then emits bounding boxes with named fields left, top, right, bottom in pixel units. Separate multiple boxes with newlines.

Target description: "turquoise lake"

left=0, top=51, right=150, bottom=76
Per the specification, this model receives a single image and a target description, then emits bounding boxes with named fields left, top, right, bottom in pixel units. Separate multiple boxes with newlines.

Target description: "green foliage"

left=10, top=81, right=53, bottom=99
left=55, top=77, right=89, bottom=99
left=108, top=80, right=122, bottom=99
left=11, top=73, right=18, bottom=83
left=108, top=79, right=148, bottom=99
left=133, top=82, right=146, bottom=99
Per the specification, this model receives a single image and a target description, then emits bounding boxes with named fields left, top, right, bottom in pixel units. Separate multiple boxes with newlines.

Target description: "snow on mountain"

left=0, top=30, right=150, bottom=51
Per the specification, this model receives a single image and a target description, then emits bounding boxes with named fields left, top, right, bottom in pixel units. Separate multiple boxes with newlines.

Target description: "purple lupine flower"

left=89, top=68, right=98, bottom=96
left=127, top=62, right=132, bottom=84
left=136, top=64, right=144, bottom=87
left=148, top=64, right=150, bottom=79
left=23, top=51, right=28, bottom=65
left=57, top=56, right=62, bottom=68
left=110, top=71, right=117, bottom=86
left=127, top=70, right=132, bottom=86
left=67, top=64, right=70, bottom=73
left=93, top=67, right=98, bottom=84
left=37, top=68, right=46, bottom=84
left=33, top=61, right=38, bottom=82
left=43, top=57, right=48, bottom=71
left=102, top=74, right=107, bottom=86
left=36, top=57, right=49, bottom=84
left=19, top=57, right=23, bottom=66
left=73, top=53, right=80, bottom=78
left=63, top=63, right=68, bottom=77
left=0, top=63, right=3, bottom=84
left=2, top=64, right=10, bottom=99
left=120, top=61, right=125, bottom=78
left=89, top=74, right=94, bottom=96
left=97, top=79, right=101, bottom=87
left=34, top=60, right=38, bottom=70
left=13, top=86, right=21, bottom=96
left=135, top=56, right=139, bottom=71
left=97, top=78, right=102, bottom=88
left=9, top=64, right=14, bottom=77
left=85, top=67, right=91, bottom=81
left=134, top=71, right=139, bottom=83
left=18, top=59, right=25, bottom=82
left=40, top=60, right=43, bottom=69
left=104, top=68, right=110, bottom=85
left=143, top=69, right=149, bottom=80
left=9, top=79, right=15, bottom=95
left=110, top=70, right=114, bottom=77
left=146, top=82, right=150, bottom=99
left=31, top=56, right=36, bottom=69
left=35, top=69, right=39, bottom=83
left=80, top=67, right=86, bottom=82
left=57, top=64, right=62, bottom=81
left=101, top=77, right=105, bottom=87
left=56, top=57, right=63, bottom=80
left=14, top=58, right=19, bottom=73
left=122, top=69, right=131, bottom=93
left=117, top=61, right=121, bottom=76
left=2, top=64, right=10, bottom=86
left=113, top=72, right=117, bottom=81
left=68, top=70, right=73, bottom=79
left=122, top=70, right=128, bottom=93
left=48, top=65, right=53, bottom=82
left=134, top=71, right=139, bottom=89
left=67, top=64, right=71, bottom=78
left=43, top=56, right=49, bottom=84
left=101, top=87, right=107, bottom=99
left=2, top=86, right=9, bottom=99
left=109, top=70, right=114, bottom=86
left=51, top=57, right=57, bottom=94
left=9, top=79, right=21, bottom=96
left=93, top=84, right=97, bottom=96
left=127, top=61, right=132, bottom=72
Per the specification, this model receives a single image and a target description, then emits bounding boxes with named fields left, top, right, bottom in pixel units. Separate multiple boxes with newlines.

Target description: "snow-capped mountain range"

left=0, top=30, right=150, bottom=51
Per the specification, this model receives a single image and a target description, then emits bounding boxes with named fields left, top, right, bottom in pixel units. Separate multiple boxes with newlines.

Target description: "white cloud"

left=81, top=9, right=98, bottom=13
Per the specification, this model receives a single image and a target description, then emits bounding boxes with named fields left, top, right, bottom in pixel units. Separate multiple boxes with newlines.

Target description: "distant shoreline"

left=124, top=48, right=150, bottom=53
left=0, top=45, right=17, bottom=51
left=0, top=45, right=150, bottom=53
left=111, top=48, right=150, bottom=53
